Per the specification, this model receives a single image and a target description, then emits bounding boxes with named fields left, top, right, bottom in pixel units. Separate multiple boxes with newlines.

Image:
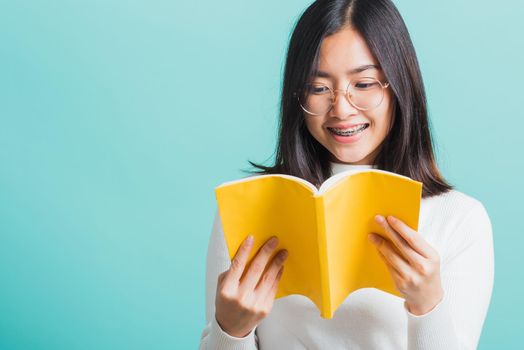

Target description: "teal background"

left=0, top=0, right=522, bottom=348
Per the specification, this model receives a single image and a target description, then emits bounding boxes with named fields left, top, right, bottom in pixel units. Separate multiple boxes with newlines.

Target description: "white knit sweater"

left=199, top=163, right=494, bottom=349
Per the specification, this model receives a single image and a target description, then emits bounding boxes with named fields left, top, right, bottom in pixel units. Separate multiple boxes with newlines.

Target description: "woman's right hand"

left=214, top=235, right=288, bottom=338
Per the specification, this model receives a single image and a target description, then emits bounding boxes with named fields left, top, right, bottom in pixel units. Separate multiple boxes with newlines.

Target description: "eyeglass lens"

left=299, top=78, right=386, bottom=115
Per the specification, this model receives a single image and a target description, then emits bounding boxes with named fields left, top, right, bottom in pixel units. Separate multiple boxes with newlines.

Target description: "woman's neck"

left=329, top=161, right=376, bottom=176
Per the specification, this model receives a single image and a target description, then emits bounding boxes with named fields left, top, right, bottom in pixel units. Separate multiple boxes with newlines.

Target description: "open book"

left=215, top=168, right=423, bottom=319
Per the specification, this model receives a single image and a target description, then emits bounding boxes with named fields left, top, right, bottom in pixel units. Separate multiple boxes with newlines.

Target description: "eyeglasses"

left=295, top=77, right=390, bottom=115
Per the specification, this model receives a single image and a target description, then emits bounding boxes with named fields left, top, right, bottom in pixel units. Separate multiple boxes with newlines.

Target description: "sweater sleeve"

left=405, top=200, right=495, bottom=350
left=199, top=209, right=259, bottom=350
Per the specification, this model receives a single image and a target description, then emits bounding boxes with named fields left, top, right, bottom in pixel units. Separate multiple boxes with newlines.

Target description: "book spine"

left=314, top=195, right=331, bottom=318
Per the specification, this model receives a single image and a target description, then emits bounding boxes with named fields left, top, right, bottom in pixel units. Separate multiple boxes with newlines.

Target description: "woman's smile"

left=326, top=123, right=370, bottom=143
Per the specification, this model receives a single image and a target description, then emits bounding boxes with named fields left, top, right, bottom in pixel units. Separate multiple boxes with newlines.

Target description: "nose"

left=329, top=89, right=359, bottom=119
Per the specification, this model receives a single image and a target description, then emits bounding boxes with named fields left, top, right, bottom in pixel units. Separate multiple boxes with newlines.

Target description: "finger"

left=370, top=233, right=412, bottom=279
left=239, top=236, right=280, bottom=292
left=376, top=249, right=405, bottom=294
left=263, top=265, right=284, bottom=306
left=385, top=215, right=428, bottom=256
left=386, top=215, right=434, bottom=259
left=375, top=215, right=426, bottom=264
left=223, top=235, right=255, bottom=286
left=255, top=249, right=288, bottom=299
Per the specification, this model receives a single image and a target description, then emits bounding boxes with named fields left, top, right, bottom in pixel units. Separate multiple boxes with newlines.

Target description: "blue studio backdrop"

left=1, top=1, right=522, bottom=349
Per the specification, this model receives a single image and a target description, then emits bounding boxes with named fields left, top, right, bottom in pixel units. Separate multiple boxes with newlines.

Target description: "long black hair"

left=247, top=0, right=453, bottom=198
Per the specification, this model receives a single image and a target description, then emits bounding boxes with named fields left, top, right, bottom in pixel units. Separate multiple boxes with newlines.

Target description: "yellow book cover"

left=215, top=169, right=423, bottom=319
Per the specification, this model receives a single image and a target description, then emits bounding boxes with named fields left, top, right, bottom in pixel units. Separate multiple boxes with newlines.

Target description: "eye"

left=306, top=84, right=330, bottom=95
left=354, top=79, right=379, bottom=90
left=313, top=86, right=329, bottom=94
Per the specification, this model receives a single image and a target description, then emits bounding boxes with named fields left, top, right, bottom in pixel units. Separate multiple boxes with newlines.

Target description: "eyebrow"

left=313, top=64, right=380, bottom=78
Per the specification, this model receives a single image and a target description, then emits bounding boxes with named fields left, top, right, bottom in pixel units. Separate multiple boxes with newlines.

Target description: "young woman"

left=200, top=0, right=494, bottom=349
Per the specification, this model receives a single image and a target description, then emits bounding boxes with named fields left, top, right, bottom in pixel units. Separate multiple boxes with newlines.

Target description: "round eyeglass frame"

left=295, top=77, right=390, bottom=115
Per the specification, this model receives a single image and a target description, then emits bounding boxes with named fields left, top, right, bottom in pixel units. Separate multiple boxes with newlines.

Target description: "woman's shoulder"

left=424, top=188, right=487, bottom=215
left=420, top=188, right=491, bottom=235
left=419, top=189, right=493, bottom=256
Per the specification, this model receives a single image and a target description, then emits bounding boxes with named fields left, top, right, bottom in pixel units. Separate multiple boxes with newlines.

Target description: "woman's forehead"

left=317, top=27, right=379, bottom=76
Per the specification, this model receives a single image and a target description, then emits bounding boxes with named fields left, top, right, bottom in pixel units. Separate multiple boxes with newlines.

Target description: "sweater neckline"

left=329, top=161, right=377, bottom=176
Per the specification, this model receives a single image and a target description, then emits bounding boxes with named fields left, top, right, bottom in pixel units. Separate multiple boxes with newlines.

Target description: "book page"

left=215, top=176, right=324, bottom=311
left=318, top=168, right=414, bottom=195
left=321, top=172, right=422, bottom=316
left=217, top=173, right=317, bottom=193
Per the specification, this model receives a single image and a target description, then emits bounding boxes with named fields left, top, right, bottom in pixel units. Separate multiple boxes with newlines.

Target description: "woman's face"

left=303, top=27, right=394, bottom=165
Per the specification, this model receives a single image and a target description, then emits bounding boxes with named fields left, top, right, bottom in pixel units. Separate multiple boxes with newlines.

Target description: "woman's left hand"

left=369, top=215, right=444, bottom=316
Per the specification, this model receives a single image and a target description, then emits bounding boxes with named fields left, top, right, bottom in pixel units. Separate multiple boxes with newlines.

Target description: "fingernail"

left=280, top=249, right=288, bottom=260
left=375, top=215, right=385, bottom=223
left=268, top=236, right=278, bottom=248
left=388, top=215, right=397, bottom=223
left=246, top=235, right=254, bottom=244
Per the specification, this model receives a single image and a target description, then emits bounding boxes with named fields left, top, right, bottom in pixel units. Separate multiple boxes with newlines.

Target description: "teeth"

left=329, top=124, right=368, bottom=136
left=333, top=125, right=363, bottom=132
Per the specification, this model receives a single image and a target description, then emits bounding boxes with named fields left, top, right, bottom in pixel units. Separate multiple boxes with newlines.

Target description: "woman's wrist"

left=404, top=288, right=444, bottom=316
